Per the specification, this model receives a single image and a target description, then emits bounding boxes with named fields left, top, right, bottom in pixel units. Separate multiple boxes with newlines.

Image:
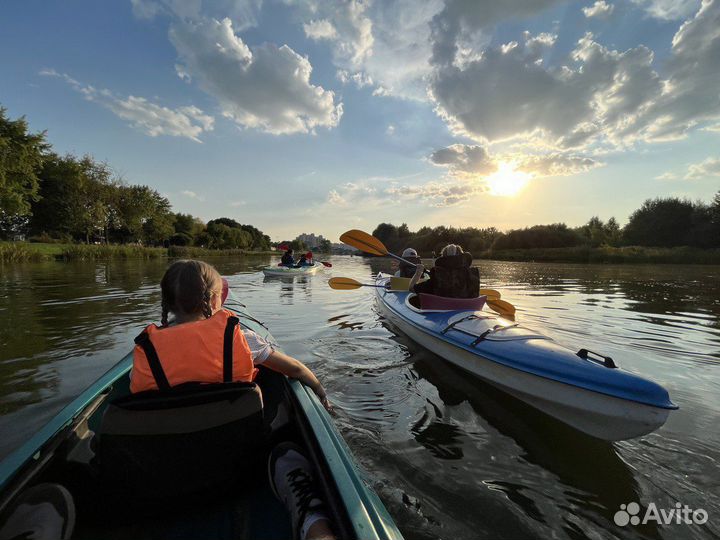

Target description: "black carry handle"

left=577, top=348, right=617, bottom=369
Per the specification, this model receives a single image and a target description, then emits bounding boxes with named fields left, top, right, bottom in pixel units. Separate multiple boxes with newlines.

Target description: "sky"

left=1, top=0, right=719, bottom=241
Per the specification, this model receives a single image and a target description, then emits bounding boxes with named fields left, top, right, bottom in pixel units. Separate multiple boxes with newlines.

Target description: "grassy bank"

left=167, top=246, right=276, bottom=258
left=0, top=242, right=279, bottom=263
left=480, top=246, right=720, bottom=264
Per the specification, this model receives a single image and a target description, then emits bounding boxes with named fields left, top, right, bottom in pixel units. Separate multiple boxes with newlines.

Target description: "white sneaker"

left=268, top=442, right=328, bottom=540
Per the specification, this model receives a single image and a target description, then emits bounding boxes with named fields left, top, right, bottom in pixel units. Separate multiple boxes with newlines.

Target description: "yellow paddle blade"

left=487, top=298, right=516, bottom=318
left=328, top=277, right=363, bottom=290
left=340, top=229, right=388, bottom=257
left=390, top=276, right=411, bottom=291
left=479, top=288, right=501, bottom=301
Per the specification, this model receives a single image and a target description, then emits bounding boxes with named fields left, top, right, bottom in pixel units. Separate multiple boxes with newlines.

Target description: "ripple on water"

left=1, top=257, right=720, bottom=540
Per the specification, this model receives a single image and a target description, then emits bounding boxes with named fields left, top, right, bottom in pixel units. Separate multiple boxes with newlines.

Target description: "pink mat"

left=418, top=293, right=487, bottom=311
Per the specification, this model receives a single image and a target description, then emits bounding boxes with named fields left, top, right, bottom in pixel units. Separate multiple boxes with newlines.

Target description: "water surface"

left=1, top=256, right=718, bottom=539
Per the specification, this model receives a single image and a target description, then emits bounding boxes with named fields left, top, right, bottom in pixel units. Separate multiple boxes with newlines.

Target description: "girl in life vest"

left=131, top=259, right=330, bottom=410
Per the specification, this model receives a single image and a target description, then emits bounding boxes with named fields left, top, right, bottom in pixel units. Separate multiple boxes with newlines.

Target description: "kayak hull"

left=262, top=265, right=321, bottom=277
left=374, top=273, right=675, bottom=441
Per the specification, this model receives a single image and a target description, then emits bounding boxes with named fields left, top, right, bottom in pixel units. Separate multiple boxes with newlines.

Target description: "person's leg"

left=0, top=483, right=75, bottom=540
left=268, top=442, right=336, bottom=540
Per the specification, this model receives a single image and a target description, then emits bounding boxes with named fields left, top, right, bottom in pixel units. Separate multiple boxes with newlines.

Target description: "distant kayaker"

left=294, top=254, right=314, bottom=267
left=395, top=247, right=422, bottom=278
left=281, top=248, right=295, bottom=267
left=130, top=259, right=330, bottom=411
left=409, top=244, right=480, bottom=298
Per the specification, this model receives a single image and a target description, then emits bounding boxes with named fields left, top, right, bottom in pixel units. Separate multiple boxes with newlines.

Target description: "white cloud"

left=624, top=0, right=720, bottom=142
left=583, top=0, right=614, bottom=18
left=300, top=1, right=374, bottom=68
left=684, top=157, right=720, bottom=179
left=229, top=200, right=247, bottom=207
left=655, top=171, right=679, bottom=180
left=327, top=189, right=347, bottom=206
left=429, top=30, right=665, bottom=148
left=182, top=190, right=206, bottom=201
left=40, top=69, right=214, bottom=142
left=386, top=124, right=395, bottom=135
left=426, top=0, right=720, bottom=153
left=169, top=16, right=342, bottom=135
left=629, top=0, right=700, bottom=20
left=295, top=0, right=443, bottom=99
left=303, top=19, right=338, bottom=40
left=336, top=69, right=374, bottom=88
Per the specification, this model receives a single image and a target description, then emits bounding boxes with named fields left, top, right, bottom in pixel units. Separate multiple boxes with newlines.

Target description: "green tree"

left=623, top=198, right=695, bottom=247
left=174, top=213, right=205, bottom=237
left=318, top=238, right=332, bottom=252
left=206, top=222, right=252, bottom=249
left=0, top=108, right=48, bottom=238
left=30, top=154, right=114, bottom=242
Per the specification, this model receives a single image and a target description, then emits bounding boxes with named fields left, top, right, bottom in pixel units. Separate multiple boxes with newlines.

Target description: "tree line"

left=0, top=107, right=271, bottom=249
left=373, top=193, right=720, bottom=256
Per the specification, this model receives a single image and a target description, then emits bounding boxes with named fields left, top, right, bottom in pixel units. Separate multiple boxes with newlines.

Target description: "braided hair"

left=160, top=260, right=222, bottom=324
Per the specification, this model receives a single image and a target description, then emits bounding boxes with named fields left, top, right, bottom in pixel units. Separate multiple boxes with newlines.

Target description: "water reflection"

left=1, top=255, right=719, bottom=540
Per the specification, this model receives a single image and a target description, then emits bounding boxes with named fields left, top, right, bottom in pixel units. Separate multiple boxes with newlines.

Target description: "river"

left=1, top=256, right=718, bottom=539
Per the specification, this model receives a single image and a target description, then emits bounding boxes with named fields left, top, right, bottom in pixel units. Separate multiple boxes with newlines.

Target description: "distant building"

left=295, top=233, right=327, bottom=249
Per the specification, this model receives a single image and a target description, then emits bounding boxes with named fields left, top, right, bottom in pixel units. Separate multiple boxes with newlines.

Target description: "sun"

left=485, top=162, right=531, bottom=197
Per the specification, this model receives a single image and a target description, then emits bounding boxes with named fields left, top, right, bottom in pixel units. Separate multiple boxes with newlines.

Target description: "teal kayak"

left=0, top=291, right=402, bottom=540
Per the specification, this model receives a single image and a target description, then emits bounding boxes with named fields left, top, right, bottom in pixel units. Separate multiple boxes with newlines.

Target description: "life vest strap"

left=134, top=331, right=171, bottom=392
left=223, top=316, right=240, bottom=383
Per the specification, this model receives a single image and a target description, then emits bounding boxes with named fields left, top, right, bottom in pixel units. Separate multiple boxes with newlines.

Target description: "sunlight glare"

left=486, top=162, right=531, bottom=197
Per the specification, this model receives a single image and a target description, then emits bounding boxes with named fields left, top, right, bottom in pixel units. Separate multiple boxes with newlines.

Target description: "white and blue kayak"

left=374, top=273, right=677, bottom=441
left=262, top=264, right=322, bottom=277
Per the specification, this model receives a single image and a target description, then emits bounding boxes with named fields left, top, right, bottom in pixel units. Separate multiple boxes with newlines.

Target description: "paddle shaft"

left=387, top=252, right=431, bottom=277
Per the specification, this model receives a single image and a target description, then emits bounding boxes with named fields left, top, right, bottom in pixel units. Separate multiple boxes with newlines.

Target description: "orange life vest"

left=130, top=308, right=256, bottom=394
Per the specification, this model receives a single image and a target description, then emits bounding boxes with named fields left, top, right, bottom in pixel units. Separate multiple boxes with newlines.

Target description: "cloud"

left=300, top=1, right=374, bottom=68
left=327, top=189, right=348, bottom=206
left=429, top=0, right=567, bottom=66
left=429, top=143, right=601, bottom=179
left=169, top=16, right=342, bottom=135
left=303, top=19, right=338, bottom=40
left=684, top=157, right=720, bottom=179
left=430, top=30, right=666, bottom=148
left=40, top=69, right=214, bottom=142
left=229, top=200, right=247, bottom=207
left=131, top=0, right=262, bottom=31
left=182, top=190, right=206, bottom=201
left=655, top=171, right=679, bottom=180
left=336, top=69, right=374, bottom=88
left=294, top=0, right=443, bottom=99
left=429, top=144, right=497, bottom=176
left=386, top=124, right=395, bottom=135
left=629, top=0, right=700, bottom=20
left=515, top=153, right=602, bottom=176
left=583, top=0, right=614, bottom=18
left=385, top=180, right=485, bottom=207
left=623, top=0, right=720, bottom=142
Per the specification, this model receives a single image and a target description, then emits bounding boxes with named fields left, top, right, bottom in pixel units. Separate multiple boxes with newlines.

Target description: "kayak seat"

left=419, top=293, right=487, bottom=311
left=97, top=382, right=267, bottom=502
